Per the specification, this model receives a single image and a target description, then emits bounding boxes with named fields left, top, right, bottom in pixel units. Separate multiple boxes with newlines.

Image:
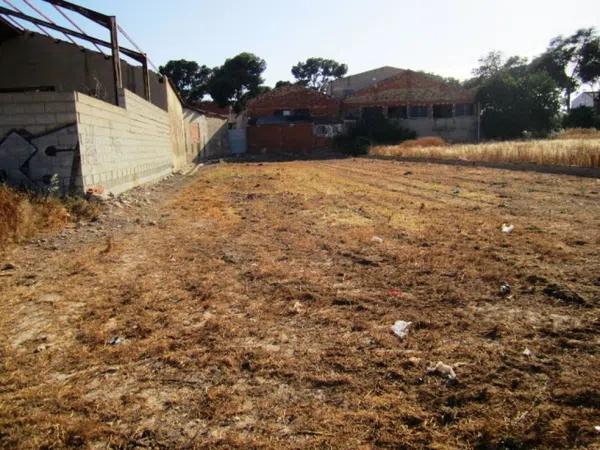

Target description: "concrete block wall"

left=0, top=92, right=80, bottom=192
left=165, top=82, right=188, bottom=171
left=182, top=109, right=229, bottom=160
left=75, top=89, right=173, bottom=195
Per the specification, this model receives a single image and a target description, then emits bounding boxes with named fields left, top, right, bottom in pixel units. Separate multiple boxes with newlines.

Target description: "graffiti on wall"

left=0, top=124, right=79, bottom=193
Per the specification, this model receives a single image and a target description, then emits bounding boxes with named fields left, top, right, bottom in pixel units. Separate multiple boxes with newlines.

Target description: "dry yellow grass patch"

left=371, top=137, right=600, bottom=168
left=0, top=185, right=68, bottom=246
left=0, top=185, right=101, bottom=248
left=1, top=160, right=599, bottom=449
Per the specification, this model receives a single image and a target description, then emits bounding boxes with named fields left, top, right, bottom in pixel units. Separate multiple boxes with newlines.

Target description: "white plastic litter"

left=108, top=336, right=124, bottom=345
left=391, top=320, right=412, bottom=339
left=427, top=361, right=457, bottom=380
left=595, top=425, right=600, bottom=433
left=500, top=282, right=512, bottom=296
left=523, top=347, right=532, bottom=357
left=501, top=223, right=514, bottom=233
left=371, top=236, right=384, bottom=244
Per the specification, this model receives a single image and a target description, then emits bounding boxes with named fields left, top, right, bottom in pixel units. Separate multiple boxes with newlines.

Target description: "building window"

left=455, top=103, right=474, bottom=116
left=433, top=104, right=453, bottom=119
left=343, top=108, right=361, bottom=120
left=293, top=108, right=311, bottom=120
left=388, top=105, right=408, bottom=119
left=409, top=105, right=429, bottom=118
left=362, top=106, right=385, bottom=122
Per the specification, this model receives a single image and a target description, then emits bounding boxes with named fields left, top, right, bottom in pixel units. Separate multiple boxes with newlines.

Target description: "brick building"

left=245, top=69, right=479, bottom=154
left=342, top=70, right=478, bottom=142
left=246, top=85, right=342, bottom=154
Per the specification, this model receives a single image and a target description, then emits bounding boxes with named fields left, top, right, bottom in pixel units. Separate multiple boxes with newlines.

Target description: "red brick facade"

left=247, top=123, right=332, bottom=154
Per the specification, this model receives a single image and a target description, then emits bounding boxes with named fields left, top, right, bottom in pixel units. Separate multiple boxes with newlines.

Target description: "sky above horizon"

left=7, top=0, right=600, bottom=86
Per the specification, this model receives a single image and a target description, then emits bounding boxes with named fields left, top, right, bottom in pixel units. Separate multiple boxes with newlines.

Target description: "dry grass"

left=0, top=185, right=101, bottom=248
left=553, top=128, right=600, bottom=140
left=0, top=160, right=599, bottom=449
left=0, top=185, right=68, bottom=246
left=371, top=137, right=600, bottom=169
left=397, top=136, right=448, bottom=148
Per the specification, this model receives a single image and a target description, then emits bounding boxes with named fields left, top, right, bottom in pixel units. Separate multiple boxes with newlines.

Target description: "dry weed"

left=0, top=185, right=69, bottom=246
left=371, top=137, right=600, bottom=168
left=0, top=161, right=598, bottom=449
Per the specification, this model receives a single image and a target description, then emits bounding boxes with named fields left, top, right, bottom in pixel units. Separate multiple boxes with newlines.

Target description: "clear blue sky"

left=12, top=0, right=600, bottom=86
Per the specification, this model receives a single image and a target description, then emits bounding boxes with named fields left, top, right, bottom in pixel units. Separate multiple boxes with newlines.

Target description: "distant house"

left=341, top=69, right=479, bottom=142
left=327, top=66, right=404, bottom=99
left=571, top=91, right=599, bottom=112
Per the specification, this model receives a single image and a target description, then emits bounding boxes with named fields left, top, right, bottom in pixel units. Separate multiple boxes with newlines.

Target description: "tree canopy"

left=158, top=59, right=212, bottom=103
left=531, top=28, right=600, bottom=110
left=468, top=52, right=561, bottom=139
left=291, top=58, right=348, bottom=91
left=207, top=53, right=267, bottom=112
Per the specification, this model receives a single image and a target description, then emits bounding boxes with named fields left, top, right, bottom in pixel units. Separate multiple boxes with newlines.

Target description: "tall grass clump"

left=371, top=136, right=600, bottom=169
left=0, top=185, right=100, bottom=246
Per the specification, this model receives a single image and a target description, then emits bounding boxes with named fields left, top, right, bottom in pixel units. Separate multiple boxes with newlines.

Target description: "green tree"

left=158, top=59, right=212, bottom=103
left=291, top=58, right=348, bottom=91
left=531, top=28, right=600, bottom=110
left=206, top=53, right=267, bottom=112
left=477, top=67, right=560, bottom=139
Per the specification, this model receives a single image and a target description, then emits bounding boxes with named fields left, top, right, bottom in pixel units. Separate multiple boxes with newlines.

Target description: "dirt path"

left=0, top=159, right=599, bottom=449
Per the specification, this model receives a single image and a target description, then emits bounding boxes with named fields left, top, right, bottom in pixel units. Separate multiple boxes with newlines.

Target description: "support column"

left=108, top=16, right=123, bottom=107
left=142, top=55, right=151, bottom=102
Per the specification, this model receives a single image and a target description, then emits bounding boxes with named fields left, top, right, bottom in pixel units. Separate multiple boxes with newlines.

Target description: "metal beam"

left=0, top=6, right=145, bottom=62
left=39, top=0, right=110, bottom=27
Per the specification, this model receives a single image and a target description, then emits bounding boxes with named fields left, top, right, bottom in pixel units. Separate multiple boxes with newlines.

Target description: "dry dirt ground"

left=1, top=158, right=599, bottom=449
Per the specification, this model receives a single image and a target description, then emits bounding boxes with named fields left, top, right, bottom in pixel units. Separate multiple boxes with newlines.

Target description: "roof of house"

left=335, top=66, right=402, bottom=80
left=189, top=101, right=231, bottom=116
left=184, top=104, right=228, bottom=119
left=247, top=85, right=340, bottom=114
left=343, top=70, right=475, bottom=106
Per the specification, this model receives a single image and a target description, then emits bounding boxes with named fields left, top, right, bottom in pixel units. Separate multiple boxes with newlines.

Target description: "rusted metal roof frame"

left=40, top=0, right=110, bottom=28
left=0, top=2, right=153, bottom=105
left=0, top=6, right=145, bottom=62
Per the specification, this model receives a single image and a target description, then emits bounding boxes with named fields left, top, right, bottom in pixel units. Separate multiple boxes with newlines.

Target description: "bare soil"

left=1, top=158, right=599, bottom=449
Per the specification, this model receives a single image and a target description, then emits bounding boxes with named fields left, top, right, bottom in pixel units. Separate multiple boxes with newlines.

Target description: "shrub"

left=335, top=115, right=416, bottom=155
left=562, top=106, right=600, bottom=129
